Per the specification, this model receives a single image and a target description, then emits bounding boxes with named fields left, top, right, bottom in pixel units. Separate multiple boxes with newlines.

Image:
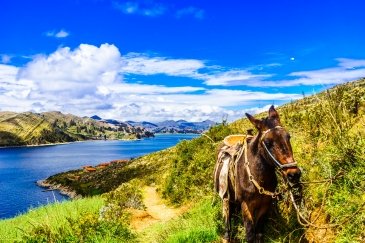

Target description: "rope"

left=285, top=177, right=365, bottom=229
left=243, top=137, right=282, bottom=198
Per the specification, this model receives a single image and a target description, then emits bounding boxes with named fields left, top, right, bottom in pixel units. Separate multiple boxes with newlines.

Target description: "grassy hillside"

left=1, top=78, right=364, bottom=242
left=0, top=111, right=152, bottom=146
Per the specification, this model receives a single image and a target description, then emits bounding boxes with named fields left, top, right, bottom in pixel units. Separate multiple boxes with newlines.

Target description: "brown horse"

left=214, top=105, right=301, bottom=243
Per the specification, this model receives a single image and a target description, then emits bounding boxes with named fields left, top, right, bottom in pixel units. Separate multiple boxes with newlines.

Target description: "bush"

left=100, top=180, right=145, bottom=222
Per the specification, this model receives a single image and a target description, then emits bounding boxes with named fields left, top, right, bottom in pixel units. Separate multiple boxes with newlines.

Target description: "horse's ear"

left=268, top=105, right=280, bottom=121
left=246, top=113, right=262, bottom=130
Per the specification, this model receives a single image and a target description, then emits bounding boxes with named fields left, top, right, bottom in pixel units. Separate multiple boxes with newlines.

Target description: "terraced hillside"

left=0, top=111, right=153, bottom=146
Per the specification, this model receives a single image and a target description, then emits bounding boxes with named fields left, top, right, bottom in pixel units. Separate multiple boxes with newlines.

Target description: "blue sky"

left=1, top=0, right=365, bottom=121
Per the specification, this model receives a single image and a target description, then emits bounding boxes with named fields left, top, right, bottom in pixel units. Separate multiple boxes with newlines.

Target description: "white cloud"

left=0, top=64, right=18, bottom=83
left=203, top=70, right=271, bottom=86
left=337, top=58, right=365, bottom=68
left=223, top=58, right=365, bottom=88
left=122, top=53, right=205, bottom=78
left=46, top=29, right=69, bottom=38
left=121, top=53, right=274, bottom=86
left=97, top=83, right=204, bottom=96
left=5, top=44, right=363, bottom=122
left=113, top=1, right=166, bottom=17
left=19, top=44, right=121, bottom=95
left=0, top=44, right=301, bottom=121
left=176, top=7, right=205, bottom=19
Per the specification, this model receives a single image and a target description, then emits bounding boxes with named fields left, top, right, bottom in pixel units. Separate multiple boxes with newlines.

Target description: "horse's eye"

left=264, top=139, right=272, bottom=146
left=286, top=134, right=291, bottom=140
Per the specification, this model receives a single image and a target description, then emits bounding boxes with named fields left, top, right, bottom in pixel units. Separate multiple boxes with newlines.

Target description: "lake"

left=0, top=134, right=198, bottom=219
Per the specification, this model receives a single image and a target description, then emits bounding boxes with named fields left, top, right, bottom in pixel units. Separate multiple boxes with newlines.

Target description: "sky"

left=0, top=0, right=365, bottom=122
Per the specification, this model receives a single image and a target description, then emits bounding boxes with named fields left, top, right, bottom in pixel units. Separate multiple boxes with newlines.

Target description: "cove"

left=0, top=134, right=198, bottom=219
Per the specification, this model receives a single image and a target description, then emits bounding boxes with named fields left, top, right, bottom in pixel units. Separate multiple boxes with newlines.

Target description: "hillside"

left=0, top=111, right=154, bottom=146
left=1, top=78, right=365, bottom=242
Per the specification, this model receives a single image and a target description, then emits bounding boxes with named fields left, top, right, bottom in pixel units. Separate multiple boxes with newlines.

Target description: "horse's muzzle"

left=286, top=167, right=301, bottom=183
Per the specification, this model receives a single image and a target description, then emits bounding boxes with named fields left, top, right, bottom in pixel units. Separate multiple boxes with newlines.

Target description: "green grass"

left=140, top=197, right=221, bottom=243
left=0, top=196, right=136, bottom=242
left=0, top=197, right=103, bottom=242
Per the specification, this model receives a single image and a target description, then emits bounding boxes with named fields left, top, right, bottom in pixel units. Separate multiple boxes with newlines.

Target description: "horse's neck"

left=247, top=134, right=276, bottom=177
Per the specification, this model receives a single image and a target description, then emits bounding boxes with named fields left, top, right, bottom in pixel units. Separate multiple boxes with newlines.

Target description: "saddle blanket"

left=216, top=134, right=247, bottom=199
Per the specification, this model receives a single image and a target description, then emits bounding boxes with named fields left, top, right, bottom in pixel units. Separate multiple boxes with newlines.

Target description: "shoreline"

left=0, top=142, right=73, bottom=149
left=0, top=137, right=143, bottom=149
left=36, top=180, right=81, bottom=199
left=0, top=133, right=198, bottom=149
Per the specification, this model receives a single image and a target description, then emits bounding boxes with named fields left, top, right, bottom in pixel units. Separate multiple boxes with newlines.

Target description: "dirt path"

left=129, top=186, right=184, bottom=232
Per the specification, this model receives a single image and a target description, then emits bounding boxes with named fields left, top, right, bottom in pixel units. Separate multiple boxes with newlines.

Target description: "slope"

left=0, top=111, right=153, bottom=146
left=1, top=78, right=364, bottom=242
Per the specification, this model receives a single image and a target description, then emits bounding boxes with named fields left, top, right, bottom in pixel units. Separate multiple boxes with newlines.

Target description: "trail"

left=129, top=186, right=185, bottom=232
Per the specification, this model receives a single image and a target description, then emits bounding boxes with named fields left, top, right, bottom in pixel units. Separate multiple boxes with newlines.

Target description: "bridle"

left=260, top=126, right=298, bottom=170
left=238, top=125, right=298, bottom=198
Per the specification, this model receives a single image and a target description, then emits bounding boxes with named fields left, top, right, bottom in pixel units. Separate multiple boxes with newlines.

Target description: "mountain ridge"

left=91, top=117, right=216, bottom=134
left=0, top=111, right=153, bottom=147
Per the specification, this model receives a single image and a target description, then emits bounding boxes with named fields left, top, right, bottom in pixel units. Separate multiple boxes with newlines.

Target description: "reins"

left=241, top=136, right=282, bottom=199
left=240, top=126, right=299, bottom=199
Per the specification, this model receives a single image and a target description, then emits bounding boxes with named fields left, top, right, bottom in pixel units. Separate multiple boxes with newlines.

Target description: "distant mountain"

left=126, top=119, right=216, bottom=134
left=0, top=111, right=153, bottom=147
left=153, top=119, right=216, bottom=134
left=126, top=121, right=159, bottom=129
left=90, top=115, right=102, bottom=120
left=91, top=115, right=216, bottom=134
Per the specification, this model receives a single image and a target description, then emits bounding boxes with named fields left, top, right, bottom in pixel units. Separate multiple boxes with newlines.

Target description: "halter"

left=260, top=126, right=298, bottom=169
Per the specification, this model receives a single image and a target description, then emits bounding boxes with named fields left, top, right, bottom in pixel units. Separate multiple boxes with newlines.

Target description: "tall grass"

left=273, top=81, right=365, bottom=242
left=140, top=197, right=221, bottom=243
left=0, top=197, right=102, bottom=242
left=0, top=196, right=135, bottom=242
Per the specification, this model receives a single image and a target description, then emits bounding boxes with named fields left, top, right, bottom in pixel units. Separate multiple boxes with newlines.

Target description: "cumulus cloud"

left=0, top=43, right=301, bottom=121
left=7, top=44, right=364, bottom=121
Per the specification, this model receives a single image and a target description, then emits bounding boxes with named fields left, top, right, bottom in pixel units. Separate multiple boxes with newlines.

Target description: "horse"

left=214, top=105, right=301, bottom=243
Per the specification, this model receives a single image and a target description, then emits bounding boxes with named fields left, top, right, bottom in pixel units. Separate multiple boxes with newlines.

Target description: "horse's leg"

left=254, top=213, right=267, bottom=243
left=241, top=201, right=255, bottom=243
left=222, top=198, right=231, bottom=242
left=254, top=204, right=270, bottom=243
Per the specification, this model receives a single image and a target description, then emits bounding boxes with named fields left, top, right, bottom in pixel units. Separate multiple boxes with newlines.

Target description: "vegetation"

left=140, top=198, right=221, bottom=243
left=0, top=111, right=152, bottom=146
left=1, top=79, right=364, bottom=242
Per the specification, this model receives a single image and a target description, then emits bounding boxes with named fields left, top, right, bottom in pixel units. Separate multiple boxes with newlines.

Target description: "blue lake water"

left=0, top=134, right=198, bottom=219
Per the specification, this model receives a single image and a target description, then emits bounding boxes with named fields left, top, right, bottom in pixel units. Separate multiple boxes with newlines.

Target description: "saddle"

left=214, top=134, right=252, bottom=200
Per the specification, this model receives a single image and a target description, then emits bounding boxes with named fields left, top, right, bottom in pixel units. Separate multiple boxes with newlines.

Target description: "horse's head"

left=245, top=105, right=301, bottom=184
